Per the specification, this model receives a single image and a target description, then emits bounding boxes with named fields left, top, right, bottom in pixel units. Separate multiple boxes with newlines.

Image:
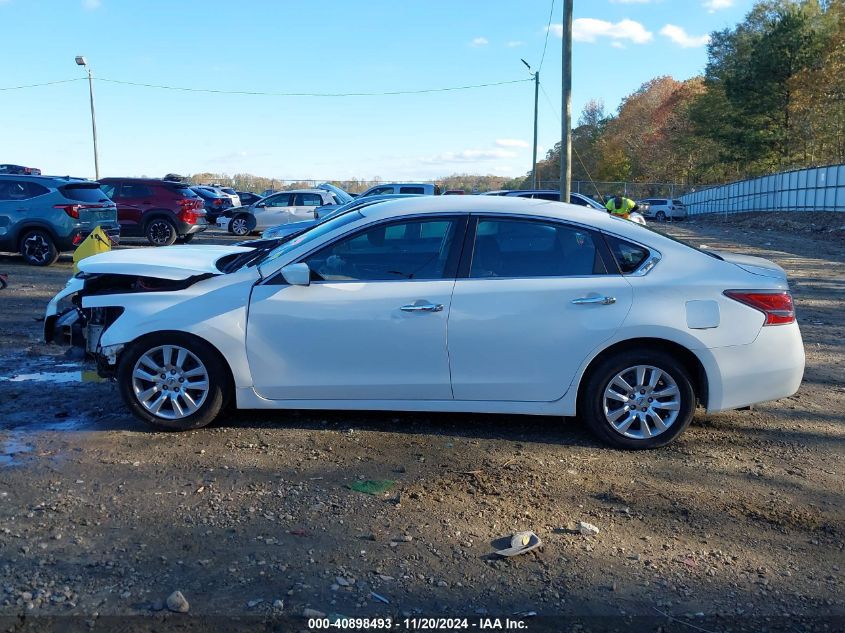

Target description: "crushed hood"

left=711, top=250, right=788, bottom=281
left=77, top=245, right=253, bottom=280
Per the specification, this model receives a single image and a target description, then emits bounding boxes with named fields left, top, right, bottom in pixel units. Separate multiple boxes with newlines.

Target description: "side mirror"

left=280, top=262, right=311, bottom=286
left=255, top=201, right=266, bottom=208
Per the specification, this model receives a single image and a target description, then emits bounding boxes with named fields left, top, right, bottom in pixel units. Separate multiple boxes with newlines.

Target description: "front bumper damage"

left=44, top=271, right=212, bottom=378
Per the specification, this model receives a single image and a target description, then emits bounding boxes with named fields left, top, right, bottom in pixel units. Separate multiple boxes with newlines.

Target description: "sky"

left=0, top=0, right=754, bottom=183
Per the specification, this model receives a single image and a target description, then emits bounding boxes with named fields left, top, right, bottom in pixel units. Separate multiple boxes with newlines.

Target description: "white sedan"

left=46, top=196, right=804, bottom=449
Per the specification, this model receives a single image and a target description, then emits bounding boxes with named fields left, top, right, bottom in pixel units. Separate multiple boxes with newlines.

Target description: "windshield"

left=259, top=211, right=363, bottom=269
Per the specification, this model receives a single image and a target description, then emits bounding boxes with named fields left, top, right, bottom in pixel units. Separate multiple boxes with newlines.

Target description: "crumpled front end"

left=44, top=271, right=214, bottom=376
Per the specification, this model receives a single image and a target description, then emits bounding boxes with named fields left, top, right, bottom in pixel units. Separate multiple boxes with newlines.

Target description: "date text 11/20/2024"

left=307, top=617, right=530, bottom=630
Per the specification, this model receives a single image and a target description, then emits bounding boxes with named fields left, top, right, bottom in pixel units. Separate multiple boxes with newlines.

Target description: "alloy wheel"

left=602, top=365, right=681, bottom=440
left=231, top=217, right=249, bottom=235
left=22, top=233, right=51, bottom=264
left=131, top=345, right=209, bottom=420
left=149, top=221, right=174, bottom=245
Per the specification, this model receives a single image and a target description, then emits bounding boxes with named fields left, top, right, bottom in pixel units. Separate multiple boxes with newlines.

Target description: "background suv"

left=637, top=198, right=687, bottom=221
left=0, top=175, right=118, bottom=266
left=358, top=182, right=440, bottom=197
left=99, top=178, right=207, bottom=246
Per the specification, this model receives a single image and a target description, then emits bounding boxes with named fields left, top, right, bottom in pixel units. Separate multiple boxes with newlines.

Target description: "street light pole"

left=75, top=56, right=100, bottom=180
left=560, top=0, right=573, bottom=202
left=522, top=59, right=540, bottom=189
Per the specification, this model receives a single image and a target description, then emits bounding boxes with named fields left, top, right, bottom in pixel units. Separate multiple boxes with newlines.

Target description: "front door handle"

left=571, top=296, right=616, bottom=305
left=400, top=302, right=444, bottom=313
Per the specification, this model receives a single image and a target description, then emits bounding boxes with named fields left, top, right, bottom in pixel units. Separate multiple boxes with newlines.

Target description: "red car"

left=99, top=178, right=207, bottom=246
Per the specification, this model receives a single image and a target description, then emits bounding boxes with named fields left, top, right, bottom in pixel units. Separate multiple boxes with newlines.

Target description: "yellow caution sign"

left=73, top=225, right=112, bottom=273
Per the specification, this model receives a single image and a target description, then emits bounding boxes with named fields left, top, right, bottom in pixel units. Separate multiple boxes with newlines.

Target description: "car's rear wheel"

left=229, top=214, right=251, bottom=236
left=146, top=218, right=178, bottom=246
left=117, top=333, right=229, bottom=431
left=20, top=229, right=59, bottom=266
left=581, top=350, right=695, bottom=449
left=655, top=211, right=666, bottom=222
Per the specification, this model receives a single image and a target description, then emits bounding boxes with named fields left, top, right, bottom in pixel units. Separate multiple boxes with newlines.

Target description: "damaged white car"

left=45, top=196, right=805, bottom=449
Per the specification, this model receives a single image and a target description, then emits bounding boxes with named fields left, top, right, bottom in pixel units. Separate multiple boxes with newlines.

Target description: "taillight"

left=724, top=290, right=795, bottom=326
left=54, top=204, right=81, bottom=219
left=213, top=199, right=223, bottom=206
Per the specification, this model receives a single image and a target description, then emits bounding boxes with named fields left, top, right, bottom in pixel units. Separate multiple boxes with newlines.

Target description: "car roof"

left=0, top=174, right=90, bottom=184
left=356, top=193, right=643, bottom=232
left=268, top=188, right=329, bottom=195
left=100, top=177, right=188, bottom=184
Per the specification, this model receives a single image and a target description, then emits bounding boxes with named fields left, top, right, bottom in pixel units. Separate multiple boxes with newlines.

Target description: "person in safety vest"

left=605, top=194, right=639, bottom=220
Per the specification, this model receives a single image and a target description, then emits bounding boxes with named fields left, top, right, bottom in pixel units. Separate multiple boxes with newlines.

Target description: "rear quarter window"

left=604, top=234, right=650, bottom=274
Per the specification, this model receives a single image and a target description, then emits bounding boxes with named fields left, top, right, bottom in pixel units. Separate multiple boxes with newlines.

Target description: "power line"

left=0, top=78, right=85, bottom=91
left=538, top=0, right=557, bottom=73
left=94, top=76, right=532, bottom=97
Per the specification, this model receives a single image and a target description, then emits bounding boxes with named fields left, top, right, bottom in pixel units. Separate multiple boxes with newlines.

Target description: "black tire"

left=145, top=218, right=178, bottom=246
left=580, top=350, right=695, bottom=449
left=19, top=229, right=59, bottom=266
left=655, top=211, right=666, bottom=222
left=229, top=214, right=251, bottom=236
left=116, top=332, right=230, bottom=431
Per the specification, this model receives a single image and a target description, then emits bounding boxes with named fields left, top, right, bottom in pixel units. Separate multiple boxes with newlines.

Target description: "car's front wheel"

left=229, top=214, right=251, bottom=236
left=655, top=211, right=666, bottom=222
left=117, top=333, right=229, bottom=431
left=581, top=350, right=695, bottom=449
left=146, top=218, right=178, bottom=246
left=20, top=229, right=59, bottom=266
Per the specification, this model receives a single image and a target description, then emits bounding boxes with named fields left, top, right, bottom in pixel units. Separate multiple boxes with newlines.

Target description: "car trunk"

left=61, top=183, right=116, bottom=224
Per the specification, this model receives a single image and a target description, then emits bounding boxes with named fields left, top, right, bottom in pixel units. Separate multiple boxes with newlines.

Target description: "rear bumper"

left=177, top=218, right=208, bottom=236
left=703, top=322, right=805, bottom=412
left=56, top=224, right=121, bottom=251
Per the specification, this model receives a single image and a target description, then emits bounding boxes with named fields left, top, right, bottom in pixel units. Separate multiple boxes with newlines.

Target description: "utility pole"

left=560, top=0, right=573, bottom=202
left=522, top=59, right=540, bottom=189
left=75, top=56, right=100, bottom=180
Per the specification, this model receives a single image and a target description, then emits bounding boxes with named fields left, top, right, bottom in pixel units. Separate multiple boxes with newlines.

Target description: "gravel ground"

left=0, top=215, right=842, bottom=631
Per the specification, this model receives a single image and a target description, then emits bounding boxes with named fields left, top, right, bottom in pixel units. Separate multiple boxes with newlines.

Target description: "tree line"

left=530, top=0, right=844, bottom=191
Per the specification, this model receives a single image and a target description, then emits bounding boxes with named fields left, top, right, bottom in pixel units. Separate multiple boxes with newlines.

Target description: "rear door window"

left=469, top=218, right=606, bottom=278
left=399, top=186, right=425, bottom=194
left=296, top=193, right=323, bottom=207
left=0, top=180, right=45, bottom=200
left=118, top=183, right=152, bottom=199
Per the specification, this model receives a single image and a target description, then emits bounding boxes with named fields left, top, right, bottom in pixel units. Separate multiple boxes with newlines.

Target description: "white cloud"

left=550, top=19, right=653, bottom=45
left=419, top=148, right=517, bottom=164
left=505, top=40, right=525, bottom=48
left=660, top=24, right=710, bottom=48
left=470, top=37, right=489, bottom=47
left=611, top=41, right=625, bottom=49
left=703, top=0, right=733, bottom=11
left=495, top=139, right=529, bottom=148
left=82, top=0, right=101, bottom=8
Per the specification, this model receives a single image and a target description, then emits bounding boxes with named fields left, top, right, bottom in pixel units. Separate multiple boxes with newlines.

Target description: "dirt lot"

left=0, top=214, right=842, bottom=631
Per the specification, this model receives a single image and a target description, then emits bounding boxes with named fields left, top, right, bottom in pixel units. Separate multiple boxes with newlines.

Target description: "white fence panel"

left=680, top=163, right=845, bottom=215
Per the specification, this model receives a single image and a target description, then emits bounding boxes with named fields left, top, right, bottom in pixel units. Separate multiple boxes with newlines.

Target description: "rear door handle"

left=572, top=296, right=616, bottom=305
left=400, top=302, right=444, bottom=313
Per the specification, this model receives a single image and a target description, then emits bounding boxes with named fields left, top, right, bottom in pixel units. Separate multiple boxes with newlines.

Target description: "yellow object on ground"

left=73, top=226, right=112, bottom=273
